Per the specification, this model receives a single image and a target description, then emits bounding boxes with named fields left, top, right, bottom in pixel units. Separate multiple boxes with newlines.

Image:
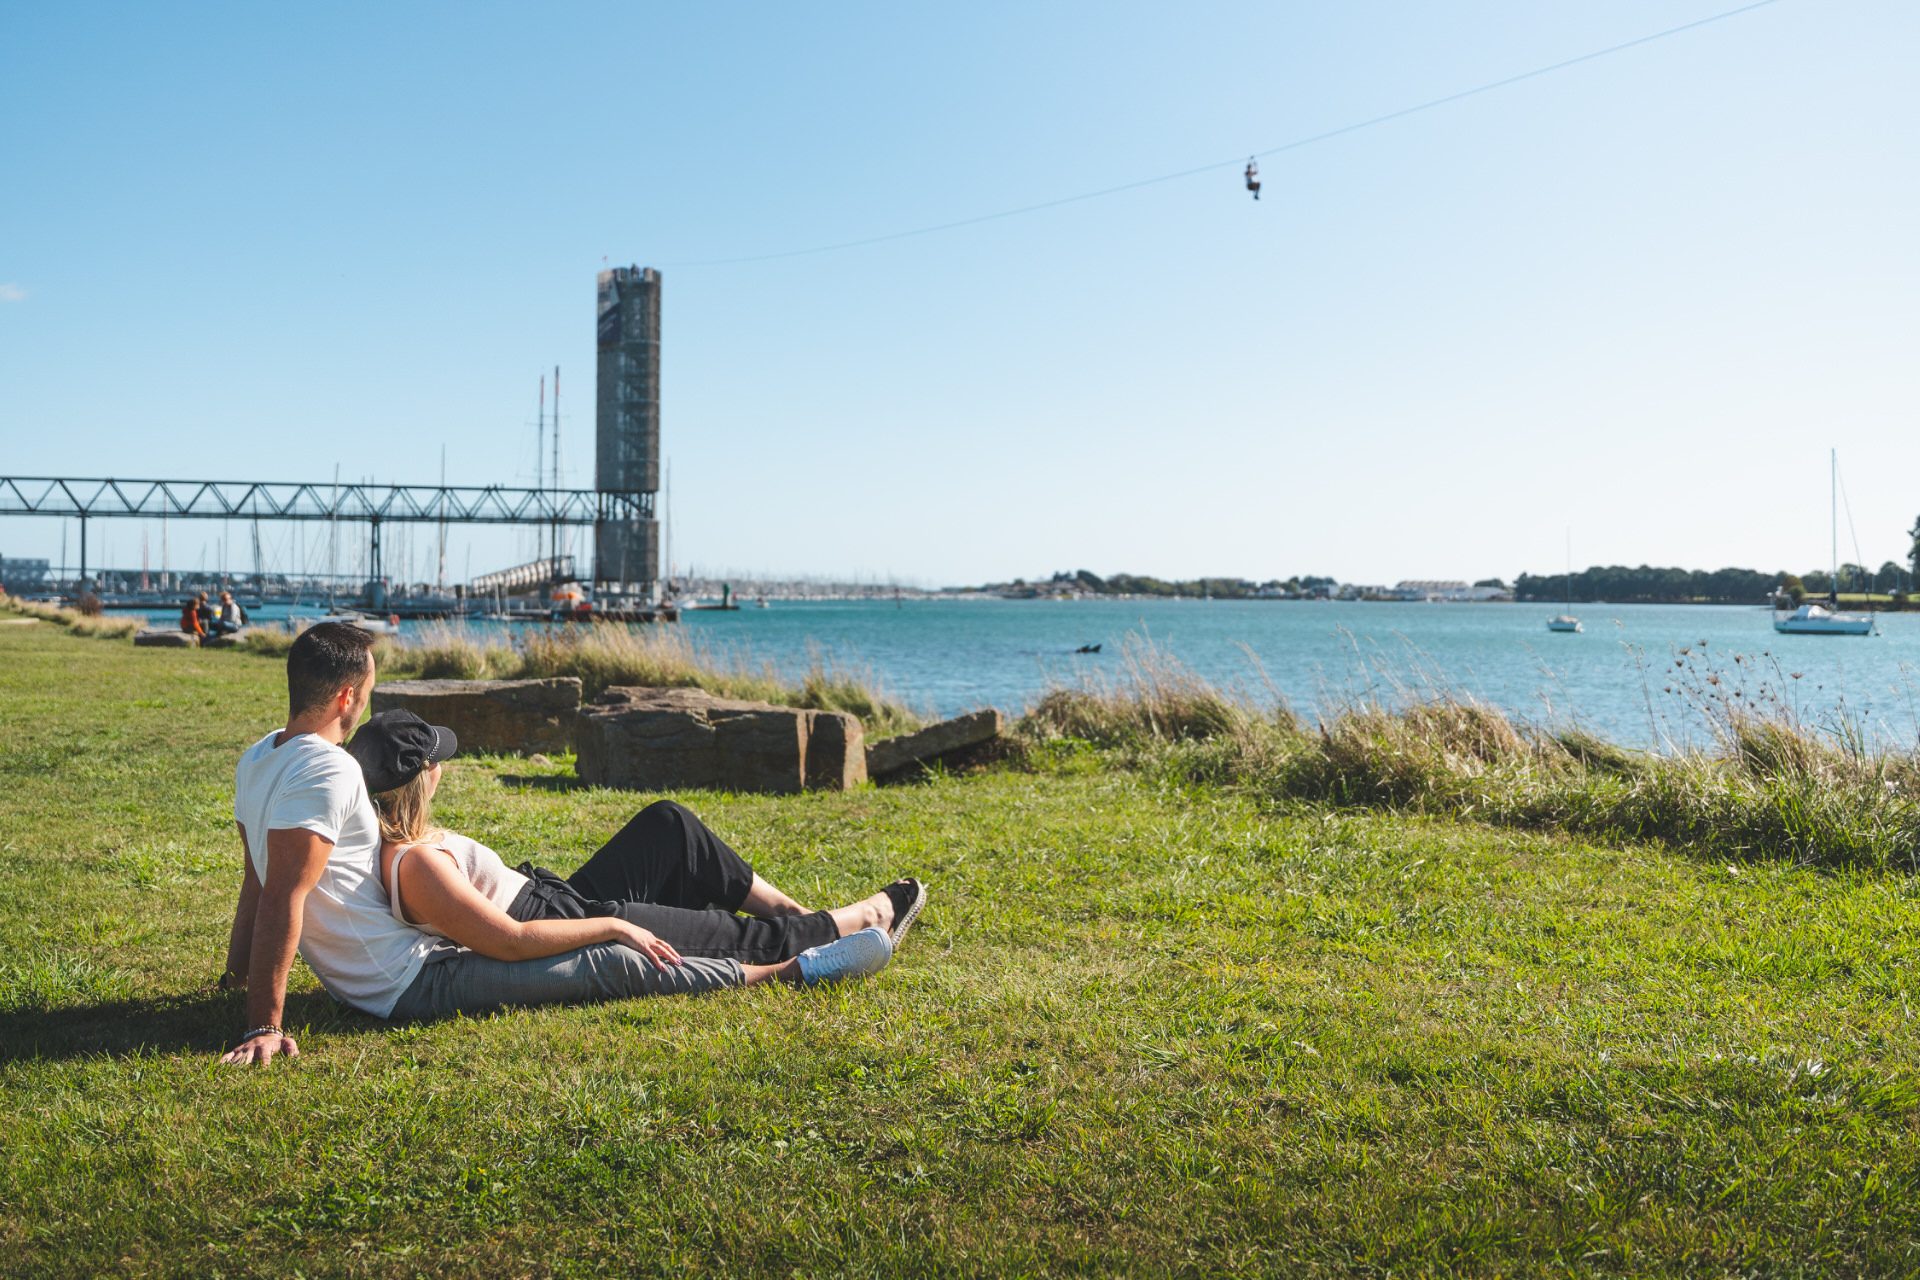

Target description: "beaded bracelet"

left=239, top=1026, right=284, bottom=1044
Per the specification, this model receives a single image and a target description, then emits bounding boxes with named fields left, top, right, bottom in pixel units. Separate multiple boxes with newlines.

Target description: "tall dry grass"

left=237, top=620, right=922, bottom=736
left=1, top=597, right=141, bottom=640
left=1023, top=635, right=1271, bottom=745
left=1019, top=636, right=1920, bottom=872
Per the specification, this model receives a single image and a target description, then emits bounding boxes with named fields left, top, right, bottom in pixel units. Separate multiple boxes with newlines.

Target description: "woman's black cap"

left=346, top=709, right=459, bottom=793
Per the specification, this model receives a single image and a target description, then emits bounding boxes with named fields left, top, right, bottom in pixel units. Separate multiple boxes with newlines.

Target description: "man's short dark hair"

left=288, top=622, right=376, bottom=717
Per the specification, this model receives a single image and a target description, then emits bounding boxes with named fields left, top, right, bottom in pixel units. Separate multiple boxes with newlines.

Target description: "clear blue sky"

left=2, top=1, right=1915, bottom=587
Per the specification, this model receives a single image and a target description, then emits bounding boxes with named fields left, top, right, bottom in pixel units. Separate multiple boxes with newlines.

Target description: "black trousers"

left=511, top=801, right=838, bottom=965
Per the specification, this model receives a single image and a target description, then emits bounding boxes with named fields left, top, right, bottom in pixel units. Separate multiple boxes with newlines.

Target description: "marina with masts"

left=0, top=266, right=675, bottom=626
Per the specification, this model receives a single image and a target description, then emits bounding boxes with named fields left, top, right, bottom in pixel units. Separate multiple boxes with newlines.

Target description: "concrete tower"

left=593, top=266, right=662, bottom=601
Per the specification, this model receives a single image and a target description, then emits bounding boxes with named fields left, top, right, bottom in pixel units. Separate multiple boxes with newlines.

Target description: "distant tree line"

left=1514, top=562, right=1911, bottom=604
left=991, top=570, right=1339, bottom=599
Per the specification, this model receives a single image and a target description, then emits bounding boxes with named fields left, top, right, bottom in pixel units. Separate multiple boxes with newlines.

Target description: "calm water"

left=237, top=598, right=1920, bottom=749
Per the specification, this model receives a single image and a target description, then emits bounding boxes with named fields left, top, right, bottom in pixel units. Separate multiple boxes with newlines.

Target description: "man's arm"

left=218, top=823, right=262, bottom=990
left=218, top=827, right=331, bottom=1067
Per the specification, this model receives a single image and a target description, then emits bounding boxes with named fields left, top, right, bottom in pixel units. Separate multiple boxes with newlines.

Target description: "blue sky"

left=2, top=1, right=1915, bottom=587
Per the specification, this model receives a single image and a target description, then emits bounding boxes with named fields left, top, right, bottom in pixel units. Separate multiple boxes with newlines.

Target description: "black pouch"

left=512, top=863, right=623, bottom=921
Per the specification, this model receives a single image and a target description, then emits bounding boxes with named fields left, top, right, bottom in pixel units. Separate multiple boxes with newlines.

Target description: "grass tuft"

left=1020, top=637, right=1920, bottom=872
left=1, top=597, right=139, bottom=639
left=1023, top=635, right=1258, bottom=745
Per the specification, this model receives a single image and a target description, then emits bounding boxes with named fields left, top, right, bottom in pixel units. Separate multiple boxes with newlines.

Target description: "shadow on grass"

left=496, top=774, right=589, bottom=792
left=871, top=740, right=1019, bottom=787
left=0, top=989, right=386, bottom=1064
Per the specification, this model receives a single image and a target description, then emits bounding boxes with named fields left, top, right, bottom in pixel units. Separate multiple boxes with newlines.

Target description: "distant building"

left=1391, top=580, right=1510, bottom=602
left=0, top=556, right=49, bottom=593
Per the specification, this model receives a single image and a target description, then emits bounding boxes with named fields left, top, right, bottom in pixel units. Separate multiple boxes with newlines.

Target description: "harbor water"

left=221, top=597, right=1920, bottom=751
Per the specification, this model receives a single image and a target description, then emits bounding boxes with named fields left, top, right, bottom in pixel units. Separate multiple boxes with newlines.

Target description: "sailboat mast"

left=536, top=375, right=546, bottom=569
left=1831, top=447, right=1839, bottom=600
left=328, top=464, right=340, bottom=609
left=552, top=365, right=562, bottom=580
left=437, top=444, right=447, bottom=592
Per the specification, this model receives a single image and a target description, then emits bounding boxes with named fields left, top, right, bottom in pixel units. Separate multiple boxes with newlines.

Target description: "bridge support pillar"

left=367, top=517, right=386, bottom=609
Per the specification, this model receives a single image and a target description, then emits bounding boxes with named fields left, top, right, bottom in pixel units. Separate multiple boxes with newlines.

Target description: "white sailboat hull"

left=1772, top=605, right=1874, bottom=635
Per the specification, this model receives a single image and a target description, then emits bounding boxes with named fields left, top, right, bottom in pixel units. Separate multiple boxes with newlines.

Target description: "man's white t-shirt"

left=233, top=730, right=436, bottom=1017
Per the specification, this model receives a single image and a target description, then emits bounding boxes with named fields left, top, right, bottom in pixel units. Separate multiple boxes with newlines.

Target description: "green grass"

left=5, top=624, right=1920, bottom=1275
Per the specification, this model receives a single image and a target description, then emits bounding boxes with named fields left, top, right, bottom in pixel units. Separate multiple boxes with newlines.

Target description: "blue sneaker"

left=796, top=926, right=893, bottom=986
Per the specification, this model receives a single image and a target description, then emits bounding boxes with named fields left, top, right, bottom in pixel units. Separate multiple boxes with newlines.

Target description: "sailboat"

left=1774, top=449, right=1875, bottom=636
left=1547, top=531, right=1581, bottom=633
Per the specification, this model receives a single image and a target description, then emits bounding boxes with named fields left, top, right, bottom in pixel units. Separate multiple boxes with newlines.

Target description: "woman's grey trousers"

left=388, top=943, right=744, bottom=1021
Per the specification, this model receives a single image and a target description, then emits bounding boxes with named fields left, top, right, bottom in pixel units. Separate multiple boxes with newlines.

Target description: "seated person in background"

left=179, top=596, right=205, bottom=643
left=344, top=710, right=924, bottom=1023
left=211, top=590, right=247, bottom=635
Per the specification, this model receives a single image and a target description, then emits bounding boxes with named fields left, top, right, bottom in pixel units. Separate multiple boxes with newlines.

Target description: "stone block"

left=576, top=686, right=864, bottom=794
left=372, top=677, right=582, bottom=755
left=133, top=628, right=197, bottom=648
left=200, top=628, right=256, bottom=649
left=866, top=708, right=1006, bottom=779
left=804, top=710, right=867, bottom=791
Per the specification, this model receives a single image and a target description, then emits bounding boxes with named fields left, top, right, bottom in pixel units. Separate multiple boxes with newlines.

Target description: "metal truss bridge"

left=0, top=475, right=655, bottom=588
left=0, top=476, right=610, bottom=524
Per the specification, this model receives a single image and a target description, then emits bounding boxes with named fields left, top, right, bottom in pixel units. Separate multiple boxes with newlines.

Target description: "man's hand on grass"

left=219, top=1031, right=299, bottom=1066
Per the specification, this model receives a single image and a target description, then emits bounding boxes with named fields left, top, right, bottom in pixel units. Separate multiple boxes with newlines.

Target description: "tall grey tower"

left=593, top=266, right=662, bottom=602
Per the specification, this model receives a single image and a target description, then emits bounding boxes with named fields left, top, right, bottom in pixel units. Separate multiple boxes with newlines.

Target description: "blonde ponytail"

left=369, top=770, right=442, bottom=847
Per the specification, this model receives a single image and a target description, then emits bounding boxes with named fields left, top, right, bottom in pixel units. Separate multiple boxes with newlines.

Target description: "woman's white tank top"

left=386, top=831, right=532, bottom=937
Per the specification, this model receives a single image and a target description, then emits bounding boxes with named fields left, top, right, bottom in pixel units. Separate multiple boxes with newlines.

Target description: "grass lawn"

left=3, top=619, right=1919, bottom=1276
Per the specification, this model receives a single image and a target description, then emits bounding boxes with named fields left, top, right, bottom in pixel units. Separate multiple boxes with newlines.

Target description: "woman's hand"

left=614, top=921, right=684, bottom=969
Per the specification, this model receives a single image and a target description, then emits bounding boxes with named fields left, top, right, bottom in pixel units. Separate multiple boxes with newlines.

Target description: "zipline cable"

left=661, top=0, right=1783, bottom=268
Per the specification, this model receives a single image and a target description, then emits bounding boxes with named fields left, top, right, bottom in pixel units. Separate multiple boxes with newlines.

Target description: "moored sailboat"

left=1774, top=450, right=1875, bottom=636
left=1547, top=531, right=1581, bottom=633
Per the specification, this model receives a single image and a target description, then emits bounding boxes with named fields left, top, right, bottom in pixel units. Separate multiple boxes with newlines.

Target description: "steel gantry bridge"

left=0, top=475, right=655, bottom=594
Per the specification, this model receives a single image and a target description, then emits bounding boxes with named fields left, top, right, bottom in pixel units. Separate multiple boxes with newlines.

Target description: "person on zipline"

left=1244, top=158, right=1261, bottom=201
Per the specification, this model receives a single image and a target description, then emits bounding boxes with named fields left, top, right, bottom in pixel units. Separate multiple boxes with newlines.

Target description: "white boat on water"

left=1546, top=531, right=1581, bottom=634
left=1773, top=602, right=1874, bottom=635
left=1772, top=449, right=1877, bottom=637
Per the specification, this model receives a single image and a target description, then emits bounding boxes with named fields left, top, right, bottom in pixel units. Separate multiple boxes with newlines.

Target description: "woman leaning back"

left=344, top=710, right=928, bottom=1020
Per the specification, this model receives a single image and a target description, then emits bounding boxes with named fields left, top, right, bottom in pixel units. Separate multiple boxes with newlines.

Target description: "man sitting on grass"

left=217, top=622, right=896, bottom=1067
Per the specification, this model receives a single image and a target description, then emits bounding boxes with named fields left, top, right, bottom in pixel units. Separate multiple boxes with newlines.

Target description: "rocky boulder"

left=866, top=708, right=1006, bottom=780
left=372, top=677, right=582, bottom=755
left=575, top=686, right=866, bottom=794
left=200, top=628, right=256, bottom=649
left=803, top=706, right=867, bottom=792
left=133, top=628, right=197, bottom=648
